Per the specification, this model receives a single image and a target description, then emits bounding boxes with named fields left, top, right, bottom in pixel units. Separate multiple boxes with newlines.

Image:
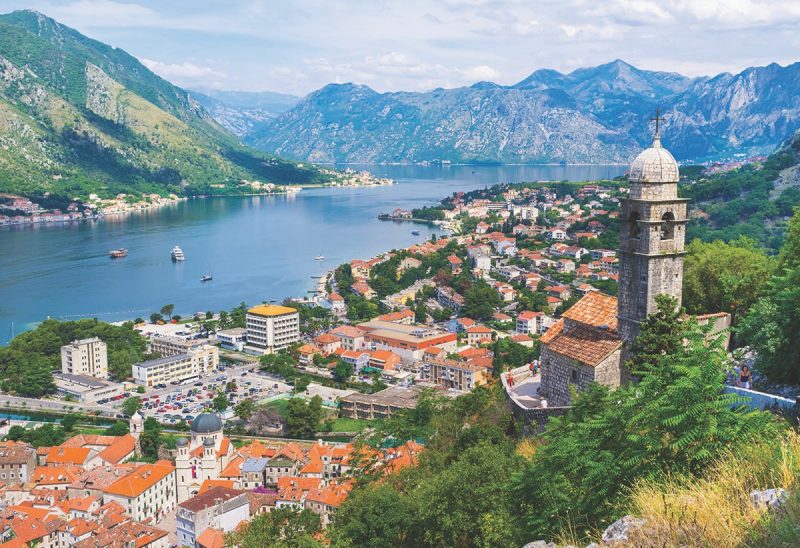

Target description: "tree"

left=294, top=377, right=310, bottom=394
left=160, top=304, right=175, bottom=320
left=60, top=414, right=79, bottom=433
left=285, top=396, right=323, bottom=439
left=106, top=421, right=130, bottom=436
left=683, top=238, right=774, bottom=326
left=626, top=294, right=683, bottom=376
left=139, top=417, right=162, bottom=459
left=225, top=508, right=322, bottom=547
left=332, top=361, right=354, bottom=383
left=212, top=392, right=229, bottom=412
left=136, top=385, right=146, bottom=394
left=121, top=396, right=142, bottom=417
left=739, top=209, right=800, bottom=382
left=234, top=399, right=255, bottom=421
left=149, top=313, right=163, bottom=324
left=463, top=281, right=501, bottom=321
left=414, top=300, right=427, bottom=324
left=331, top=484, right=418, bottom=547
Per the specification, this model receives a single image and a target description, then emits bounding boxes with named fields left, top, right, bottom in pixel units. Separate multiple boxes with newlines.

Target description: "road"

left=0, top=395, right=118, bottom=418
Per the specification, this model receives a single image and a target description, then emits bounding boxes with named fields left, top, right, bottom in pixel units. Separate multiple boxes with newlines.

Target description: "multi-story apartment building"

left=132, top=345, right=218, bottom=387
left=102, top=461, right=177, bottom=523
left=339, top=386, right=422, bottom=420
left=244, top=305, right=300, bottom=354
left=177, top=486, right=249, bottom=547
left=420, top=358, right=489, bottom=392
left=357, top=320, right=457, bottom=361
left=60, top=337, right=108, bottom=379
left=0, top=441, right=36, bottom=483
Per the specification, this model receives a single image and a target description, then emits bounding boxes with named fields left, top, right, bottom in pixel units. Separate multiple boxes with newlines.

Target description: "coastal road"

left=0, top=394, right=118, bottom=418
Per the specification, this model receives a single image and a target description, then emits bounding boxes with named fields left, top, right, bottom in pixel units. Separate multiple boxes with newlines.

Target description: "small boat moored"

left=411, top=230, right=421, bottom=236
left=109, top=248, right=128, bottom=258
left=315, top=255, right=325, bottom=261
left=171, top=246, right=185, bottom=262
left=200, top=275, right=213, bottom=282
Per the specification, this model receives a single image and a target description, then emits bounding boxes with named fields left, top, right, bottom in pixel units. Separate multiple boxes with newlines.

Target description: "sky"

left=3, top=0, right=800, bottom=96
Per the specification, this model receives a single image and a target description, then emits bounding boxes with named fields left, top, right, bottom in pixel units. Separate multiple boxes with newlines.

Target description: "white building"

left=216, top=328, right=246, bottom=351
left=177, top=486, right=249, bottom=547
left=60, top=337, right=108, bottom=379
left=132, top=345, right=218, bottom=387
left=244, top=305, right=300, bottom=355
left=102, top=461, right=177, bottom=523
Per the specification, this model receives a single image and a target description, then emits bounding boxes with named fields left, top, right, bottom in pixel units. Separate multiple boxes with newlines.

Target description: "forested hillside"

left=684, top=130, right=800, bottom=250
left=0, top=10, right=327, bottom=200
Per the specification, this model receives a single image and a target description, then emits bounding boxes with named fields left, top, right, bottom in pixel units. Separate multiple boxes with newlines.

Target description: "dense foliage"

left=514, top=298, right=774, bottom=540
left=683, top=238, right=774, bottom=328
left=0, top=318, right=148, bottom=395
left=225, top=507, right=323, bottom=547
left=684, top=134, right=800, bottom=249
left=739, top=208, right=800, bottom=383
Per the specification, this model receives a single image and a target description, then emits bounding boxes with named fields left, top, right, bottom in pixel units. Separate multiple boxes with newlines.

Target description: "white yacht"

left=171, top=245, right=185, bottom=262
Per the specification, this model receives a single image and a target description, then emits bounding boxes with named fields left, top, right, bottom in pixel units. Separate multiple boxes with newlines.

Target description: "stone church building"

left=539, top=128, right=728, bottom=406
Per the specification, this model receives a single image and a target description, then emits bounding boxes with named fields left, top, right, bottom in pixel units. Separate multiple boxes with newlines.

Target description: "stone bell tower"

left=617, top=111, right=688, bottom=348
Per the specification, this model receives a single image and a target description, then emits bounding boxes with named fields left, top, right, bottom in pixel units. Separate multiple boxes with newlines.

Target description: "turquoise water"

left=0, top=164, right=625, bottom=344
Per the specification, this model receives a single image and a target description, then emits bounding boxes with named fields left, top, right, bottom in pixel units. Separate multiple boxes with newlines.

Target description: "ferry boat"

left=200, top=275, right=213, bottom=282
left=109, top=248, right=128, bottom=258
left=171, top=246, right=185, bottom=262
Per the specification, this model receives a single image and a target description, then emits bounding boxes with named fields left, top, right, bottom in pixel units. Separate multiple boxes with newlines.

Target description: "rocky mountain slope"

left=0, top=10, right=325, bottom=199
left=240, top=59, right=800, bottom=164
left=189, top=89, right=298, bottom=137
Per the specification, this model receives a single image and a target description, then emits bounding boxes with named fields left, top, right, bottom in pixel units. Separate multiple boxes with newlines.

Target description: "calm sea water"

left=0, top=164, right=625, bottom=344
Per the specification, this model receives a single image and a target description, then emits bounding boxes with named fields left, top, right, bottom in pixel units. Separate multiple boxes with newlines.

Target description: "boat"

left=200, top=275, right=213, bottom=282
left=411, top=230, right=421, bottom=236
left=109, top=248, right=128, bottom=259
left=171, top=246, right=185, bottom=262
left=315, top=255, right=325, bottom=261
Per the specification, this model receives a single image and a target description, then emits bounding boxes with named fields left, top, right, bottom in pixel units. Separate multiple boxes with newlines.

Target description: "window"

left=570, top=369, right=578, bottom=382
left=629, top=211, right=641, bottom=238
left=660, top=212, right=675, bottom=240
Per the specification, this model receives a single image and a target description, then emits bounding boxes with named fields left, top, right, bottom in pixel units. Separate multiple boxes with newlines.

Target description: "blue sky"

left=4, top=0, right=800, bottom=96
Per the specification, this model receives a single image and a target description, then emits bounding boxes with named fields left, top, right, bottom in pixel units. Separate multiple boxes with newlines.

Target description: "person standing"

left=739, top=365, right=752, bottom=390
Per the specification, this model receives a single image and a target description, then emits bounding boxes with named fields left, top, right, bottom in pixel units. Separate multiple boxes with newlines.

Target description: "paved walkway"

left=507, top=373, right=545, bottom=409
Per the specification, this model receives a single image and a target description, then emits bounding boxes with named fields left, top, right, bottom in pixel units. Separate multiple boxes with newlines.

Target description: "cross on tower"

left=650, top=108, right=665, bottom=137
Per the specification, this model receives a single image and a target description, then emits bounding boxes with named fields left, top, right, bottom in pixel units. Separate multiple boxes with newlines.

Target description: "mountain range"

left=0, top=10, right=325, bottom=200
left=227, top=59, right=800, bottom=164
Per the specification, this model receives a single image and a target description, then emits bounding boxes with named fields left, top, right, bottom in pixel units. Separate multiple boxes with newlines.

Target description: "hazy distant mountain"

left=241, top=59, right=800, bottom=164
left=0, top=10, right=324, bottom=199
left=189, top=88, right=299, bottom=137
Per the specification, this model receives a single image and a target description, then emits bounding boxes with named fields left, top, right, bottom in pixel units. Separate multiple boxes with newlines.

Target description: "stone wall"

left=540, top=346, right=622, bottom=406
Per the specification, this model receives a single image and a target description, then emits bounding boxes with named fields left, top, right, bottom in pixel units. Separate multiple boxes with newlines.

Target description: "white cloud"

left=6, top=0, right=798, bottom=93
left=141, top=59, right=226, bottom=81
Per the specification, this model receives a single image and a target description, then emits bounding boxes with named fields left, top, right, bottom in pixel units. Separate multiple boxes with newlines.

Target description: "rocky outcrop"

left=601, top=515, right=646, bottom=543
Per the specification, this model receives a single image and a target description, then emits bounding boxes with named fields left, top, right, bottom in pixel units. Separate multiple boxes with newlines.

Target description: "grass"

left=614, top=430, right=800, bottom=547
left=322, top=417, right=373, bottom=433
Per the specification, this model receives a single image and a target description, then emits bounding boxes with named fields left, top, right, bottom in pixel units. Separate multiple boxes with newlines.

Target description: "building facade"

left=244, top=305, right=300, bottom=355
left=176, top=486, right=249, bottom=547
left=132, top=345, right=218, bottom=387
left=61, top=337, right=108, bottom=379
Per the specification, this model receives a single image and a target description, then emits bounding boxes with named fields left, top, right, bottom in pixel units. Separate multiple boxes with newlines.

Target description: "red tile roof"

left=545, top=324, right=622, bottom=367
left=561, top=291, right=618, bottom=331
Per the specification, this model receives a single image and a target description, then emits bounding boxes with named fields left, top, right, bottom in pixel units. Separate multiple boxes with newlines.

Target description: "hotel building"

left=61, top=337, right=108, bottom=379
left=244, top=305, right=300, bottom=355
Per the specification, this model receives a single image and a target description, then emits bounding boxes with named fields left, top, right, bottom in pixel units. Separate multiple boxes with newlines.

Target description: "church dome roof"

left=176, top=437, right=188, bottom=447
left=203, top=437, right=215, bottom=447
left=190, top=412, right=223, bottom=434
left=629, top=136, right=679, bottom=183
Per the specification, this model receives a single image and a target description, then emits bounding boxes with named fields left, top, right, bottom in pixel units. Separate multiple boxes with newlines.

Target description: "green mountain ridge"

left=0, top=10, right=326, bottom=200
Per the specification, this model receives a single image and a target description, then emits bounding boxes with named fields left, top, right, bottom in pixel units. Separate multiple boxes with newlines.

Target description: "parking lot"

left=101, top=358, right=298, bottom=425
